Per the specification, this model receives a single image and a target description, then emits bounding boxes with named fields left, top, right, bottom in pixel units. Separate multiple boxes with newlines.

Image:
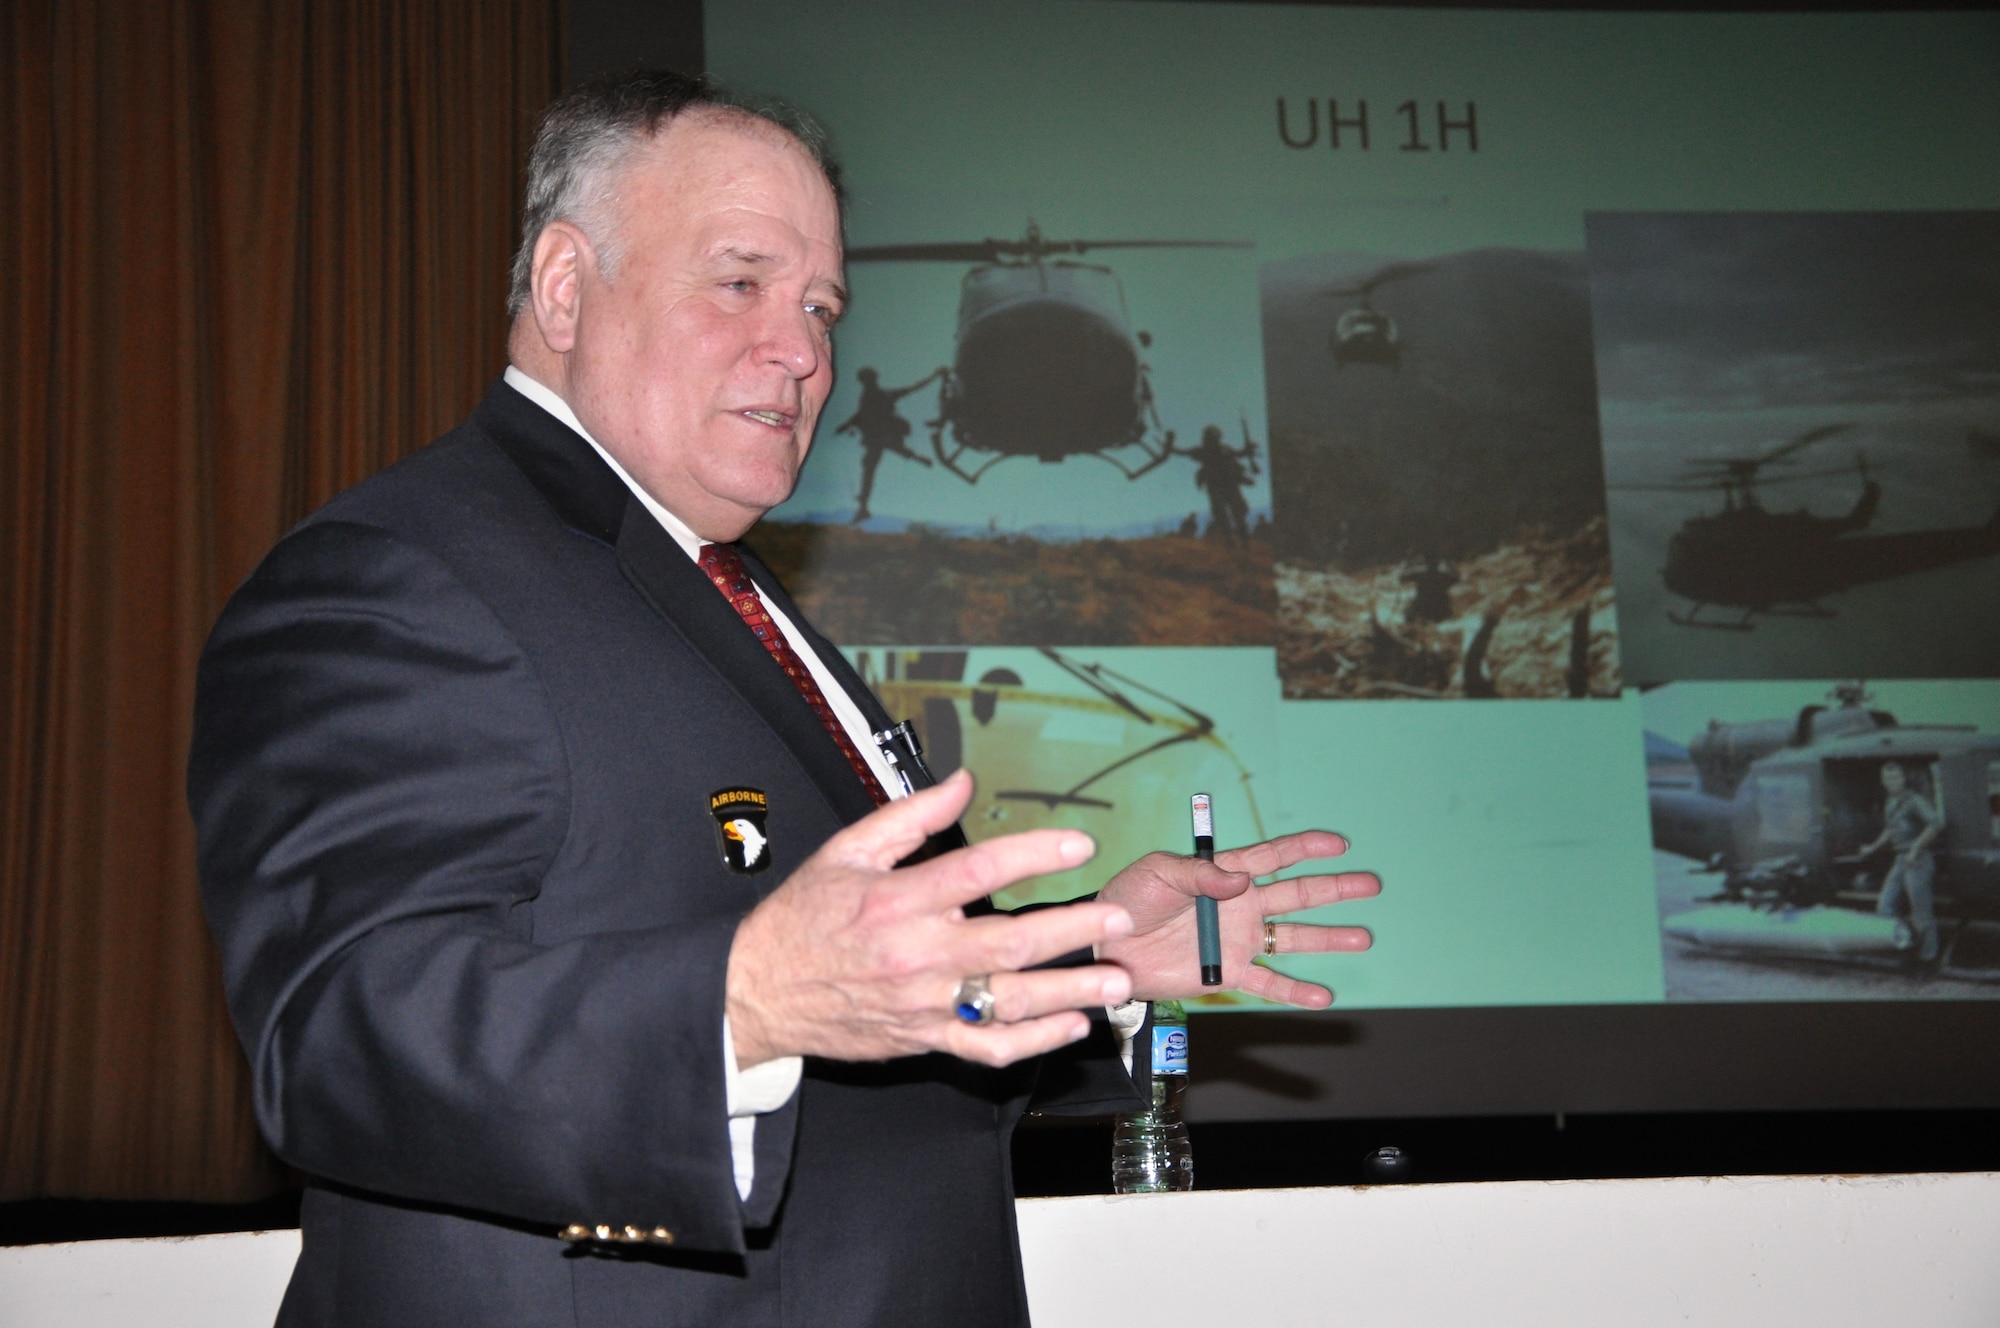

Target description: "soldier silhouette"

left=1402, top=555, right=1458, bottom=623
left=1179, top=424, right=1256, bottom=544
left=836, top=366, right=943, bottom=522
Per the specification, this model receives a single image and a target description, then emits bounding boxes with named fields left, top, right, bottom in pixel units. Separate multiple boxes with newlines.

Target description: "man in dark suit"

left=190, top=72, right=1377, bottom=1326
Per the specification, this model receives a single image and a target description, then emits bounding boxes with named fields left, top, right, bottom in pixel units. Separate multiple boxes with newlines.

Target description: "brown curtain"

left=2, top=0, right=564, bottom=1202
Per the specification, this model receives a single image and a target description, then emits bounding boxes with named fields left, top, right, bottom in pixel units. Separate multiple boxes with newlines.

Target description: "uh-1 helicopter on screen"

left=843, top=223, right=1250, bottom=483
left=1613, top=423, right=2000, bottom=629
left=1316, top=260, right=1433, bottom=371
left=1649, top=681, right=2000, bottom=979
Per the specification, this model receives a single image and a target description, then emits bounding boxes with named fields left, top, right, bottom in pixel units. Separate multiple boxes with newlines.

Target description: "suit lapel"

left=742, top=545, right=971, bottom=861
left=477, top=378, right=882, bottom=827
left=477, top=380, right=627, bottom=547
left=613, top=509, right=881, bottom=825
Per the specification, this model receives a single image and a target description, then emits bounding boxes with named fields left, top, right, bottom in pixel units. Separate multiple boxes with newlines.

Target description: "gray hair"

left=507, top=69, right=841, bottom=316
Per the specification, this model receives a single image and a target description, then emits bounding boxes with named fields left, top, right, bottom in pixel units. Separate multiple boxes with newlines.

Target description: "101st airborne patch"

left=709, top=788, right=770, bottom=874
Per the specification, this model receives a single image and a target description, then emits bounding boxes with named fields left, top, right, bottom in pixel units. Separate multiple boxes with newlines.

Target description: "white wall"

left=1018, top=1174, right=2000, bottom=1328
left=5, top=1174, right=1998, bottom=1327
left=0, top=1227, right=298, bottom=1328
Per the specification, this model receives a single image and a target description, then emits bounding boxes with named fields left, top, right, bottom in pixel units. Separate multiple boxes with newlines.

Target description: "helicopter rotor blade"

left=1673, top=424, right=1857, bottom=482
left=1675, top=459, right=1869, bottom=485
left=1636, top=459, right=1875, bottom=494
left=1060, top=239, right=1254, bottom=254
left=1316, top=260, right=1437, bottom=301
left=846, top=241, right=1015, bottom=264
left=847, top=237, right=1252, bottom=264
left=1757, top=422, right=1853, bottom=466
left=1748, top=461, right=1876, bottom=486
left=1359, top=260, right=1436, bottom=294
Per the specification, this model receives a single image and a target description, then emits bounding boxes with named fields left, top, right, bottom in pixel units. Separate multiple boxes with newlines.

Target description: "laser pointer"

left=1191, top=793, right=1222, bottom=986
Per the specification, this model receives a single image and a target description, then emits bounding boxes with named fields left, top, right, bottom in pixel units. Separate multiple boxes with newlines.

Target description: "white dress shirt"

left=504, top=366, right=907, bottom=1201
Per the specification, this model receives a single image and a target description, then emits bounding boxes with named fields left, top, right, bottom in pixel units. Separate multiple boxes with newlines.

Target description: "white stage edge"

left=4, top=1173, right=1998, bottom=1326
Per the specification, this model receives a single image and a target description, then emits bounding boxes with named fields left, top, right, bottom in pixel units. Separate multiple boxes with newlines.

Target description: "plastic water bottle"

left=1111, top=999, right=1193, bottom=1192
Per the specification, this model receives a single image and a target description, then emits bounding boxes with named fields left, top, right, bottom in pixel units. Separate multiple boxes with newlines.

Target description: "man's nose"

left=757, top=304, right=824, bottom=378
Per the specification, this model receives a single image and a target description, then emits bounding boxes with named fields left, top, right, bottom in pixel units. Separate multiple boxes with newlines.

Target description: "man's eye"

left=807, top=303, right=841, bottom=327
left=723, top=278, right=756, bottom=294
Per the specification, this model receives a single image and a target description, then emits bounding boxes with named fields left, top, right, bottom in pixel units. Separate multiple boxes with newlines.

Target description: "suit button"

left=557, top=1221, right=672, bottom=1246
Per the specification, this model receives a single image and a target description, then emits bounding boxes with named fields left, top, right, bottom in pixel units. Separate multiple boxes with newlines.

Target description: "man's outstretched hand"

left=726, top=770, right=1134, bottom=1070
left=1096, top=831, right=1378, bottom=1007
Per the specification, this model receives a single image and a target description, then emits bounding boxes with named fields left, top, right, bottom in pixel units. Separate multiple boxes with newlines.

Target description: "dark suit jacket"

left=189, top=380, right=1139, bottom=1327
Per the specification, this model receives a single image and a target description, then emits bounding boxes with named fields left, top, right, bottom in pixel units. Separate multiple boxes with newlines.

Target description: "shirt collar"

left=503, top=364, right=706, bottom=561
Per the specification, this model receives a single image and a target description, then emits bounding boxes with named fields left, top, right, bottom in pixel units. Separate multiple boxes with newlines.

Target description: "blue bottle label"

left=1152, top=1025, right=1189, bottom=1076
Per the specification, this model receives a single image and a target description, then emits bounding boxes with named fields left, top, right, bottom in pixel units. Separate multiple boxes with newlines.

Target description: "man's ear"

left=528, top=222, right=591, bottom=353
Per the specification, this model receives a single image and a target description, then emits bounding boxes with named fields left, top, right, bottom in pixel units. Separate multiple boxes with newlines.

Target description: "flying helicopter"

left=1316, top=261, right=1433, bottom=370
left=844, top=223, right=1251, bottom=483
left=852, top=645, right=1266, bottom=911
left=1648, top=682, right=2000, bottom=979
left=1613, top=423, right=2000, bottom=629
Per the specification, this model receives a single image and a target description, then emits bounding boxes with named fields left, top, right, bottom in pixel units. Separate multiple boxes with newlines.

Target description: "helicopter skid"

left=1667, top=905, right=2000, bottom=984
left=1664, top=903, right=1905, bottom=958
left=1666, top=606, right=1755, bottom=631
left=925, top=423, right=1181, bottom=484
left=927, top=425, right=1012, bottom=485
left=1092, top=434, right=1179, bottom=481
left=1667, top=599, right=1838, bottom=630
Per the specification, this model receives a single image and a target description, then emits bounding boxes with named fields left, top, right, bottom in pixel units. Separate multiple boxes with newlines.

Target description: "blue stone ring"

left=954, top=974, right=998, bottom=1025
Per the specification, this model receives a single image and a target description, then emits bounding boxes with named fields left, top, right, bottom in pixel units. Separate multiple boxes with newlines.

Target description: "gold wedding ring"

left=1262, top=920, right=1279, bottom=958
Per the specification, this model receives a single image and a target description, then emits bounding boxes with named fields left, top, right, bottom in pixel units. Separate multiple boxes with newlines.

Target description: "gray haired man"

left=193, top=70, right=1376, bottom=1326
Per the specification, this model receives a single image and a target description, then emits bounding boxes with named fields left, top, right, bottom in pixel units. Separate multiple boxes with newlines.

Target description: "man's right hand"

left=724, top=770, right=1134, bottom=1070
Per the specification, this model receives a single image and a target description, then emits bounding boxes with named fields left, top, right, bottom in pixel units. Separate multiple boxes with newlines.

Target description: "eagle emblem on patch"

left=710, top=788, right=771, bottom=874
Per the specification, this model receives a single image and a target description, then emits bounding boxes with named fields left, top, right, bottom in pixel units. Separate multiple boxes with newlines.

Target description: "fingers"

left=1229, top=913, right=1371, bottom=1011
left=921, top=951, right=1131, bottom=1071
left=1267, top=921, right=1373, bottom=954
left=898, top=824, right=1099, bottom=915
left=1175, top=855, right=1256, bottom=902
left=948, top=901, right=1133, bottom=977
left=1103, top=850, right=1254, bottom=904
left=938, top=1010, right=1095, bottom=1069
left=1237, top=964, right=1335, bottom=1010
left=825, top=768, right=979, bottom=869
left=985, top=963, right=1132, bottom=1022
left=1256, top=870, right=1381, bottom=916
left=1213, top=829, right=1348, bottom=879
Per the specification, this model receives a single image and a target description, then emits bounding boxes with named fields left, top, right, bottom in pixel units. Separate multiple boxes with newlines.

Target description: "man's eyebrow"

left=712, top=246, right=848, bottom=306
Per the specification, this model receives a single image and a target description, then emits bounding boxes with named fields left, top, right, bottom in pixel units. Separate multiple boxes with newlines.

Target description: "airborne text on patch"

left=709, top=788, right=771, bottom=875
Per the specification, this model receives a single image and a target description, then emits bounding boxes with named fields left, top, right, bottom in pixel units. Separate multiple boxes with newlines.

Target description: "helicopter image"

left=1316, top=260, right=1433, bottom=370
left=844, top=223, right=1250, bottom=483
left=853, top=645, right=1265, bottom=910
left=1614, top=423, right=2000, bottom=629
left=1648, top=682, right=2000, bottom=980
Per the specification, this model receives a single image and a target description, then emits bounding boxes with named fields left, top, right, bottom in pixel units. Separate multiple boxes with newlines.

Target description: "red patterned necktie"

left=697, top=543, right=889, bottom=807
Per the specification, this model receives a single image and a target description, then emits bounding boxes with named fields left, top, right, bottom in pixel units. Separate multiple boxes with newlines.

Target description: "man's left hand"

left=1096, top=831, right=1377, bottom=1007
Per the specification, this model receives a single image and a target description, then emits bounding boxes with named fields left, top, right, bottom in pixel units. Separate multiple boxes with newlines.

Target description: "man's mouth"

left=741, top=409, right=792, bottom=428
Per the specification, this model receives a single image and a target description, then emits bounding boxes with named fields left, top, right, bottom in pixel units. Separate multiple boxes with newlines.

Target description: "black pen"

left=1192, top=794, right=1222, bottom=986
